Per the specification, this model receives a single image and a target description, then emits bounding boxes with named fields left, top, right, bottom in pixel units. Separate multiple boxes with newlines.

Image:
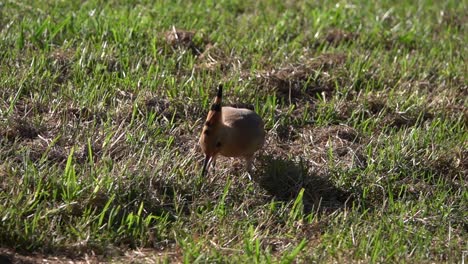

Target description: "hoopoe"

left=199, top=85, right=265, bottom=178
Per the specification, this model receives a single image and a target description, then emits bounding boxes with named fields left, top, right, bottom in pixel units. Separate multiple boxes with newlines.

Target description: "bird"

left=199, top=84, right=265, bottom=178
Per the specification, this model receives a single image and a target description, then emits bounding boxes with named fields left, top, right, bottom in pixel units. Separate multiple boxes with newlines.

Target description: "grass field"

left=0, top=0, right=466, bottom=262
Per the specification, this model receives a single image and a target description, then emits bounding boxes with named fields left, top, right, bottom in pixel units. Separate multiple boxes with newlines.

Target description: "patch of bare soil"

left=195, top=43, right=241, bottom=73
left=384, top=110, right=434, bottom=129
left=3, top=99, right=48, bottom=118
left=0, top=247, right=81, bottom=264
left=164, top=28, right=196, bottom=49
left=274, top=124, right=300, bottom=142
left=50, top=48, right=74, bottom=85
left=254, top=53, right=347, bottom=103
left=0, top=247, right=180, bottom=264
left=0, top=100, right=49, bottom=142
left=144, top=97, right=171, bottom=114
left=322, top=28, right=358, bottom=46
left=0, top=118, right=43, bottom=141
left=164, top=27, right=208, bottom=56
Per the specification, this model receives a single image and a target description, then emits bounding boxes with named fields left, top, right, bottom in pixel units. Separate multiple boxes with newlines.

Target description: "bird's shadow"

left=254, top=155, right=352, bottom=214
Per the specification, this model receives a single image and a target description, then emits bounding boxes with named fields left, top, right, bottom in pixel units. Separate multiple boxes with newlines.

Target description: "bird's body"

left=199, top=86, right=265, bottom=177
left=218, top=107, right=264, bottom=157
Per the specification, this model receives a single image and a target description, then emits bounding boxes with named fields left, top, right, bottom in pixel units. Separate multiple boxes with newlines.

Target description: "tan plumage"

left=200, top=85, right=265, bottom=177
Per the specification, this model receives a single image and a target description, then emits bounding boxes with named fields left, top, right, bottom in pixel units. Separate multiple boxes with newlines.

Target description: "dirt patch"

left=0, top=247, right=85, bottom=264
left=275, top=124, right=299, bottom=142
left=322, top=28, right=358, bottom=46
left=143, top=96, right=172, bottom=119
left=164, top=27, right=208, bottom=56
left=24, top=138, right=69, bottom=163
left=64, top=106, right=106, bottom=124
left=0, top=247, right=179, bottom=264
left=3, top=99, right=48, bottom=118
left=195, top=43, right=240, bottom=73
left=0, top=117, right=43, bottom=141
left=384, top=110, right=434, bottom=129
left=255, top=53, right=347, bottom=103
left=164, top=28, right=196, bottom=49
left=365, top=95, right=387, bottom=115
left=50, top=48, right=74, bottom=85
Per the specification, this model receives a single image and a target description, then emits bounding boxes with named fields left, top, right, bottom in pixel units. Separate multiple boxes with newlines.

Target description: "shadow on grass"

left=255, top=155, right=352, bottom=214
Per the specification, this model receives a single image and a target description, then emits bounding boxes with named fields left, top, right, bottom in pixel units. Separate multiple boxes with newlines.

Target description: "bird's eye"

left=216, top=142, right=222, bottom=148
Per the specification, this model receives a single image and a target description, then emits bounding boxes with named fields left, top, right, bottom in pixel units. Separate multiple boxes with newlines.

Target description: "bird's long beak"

left=201, top=154, right=211, bottom=177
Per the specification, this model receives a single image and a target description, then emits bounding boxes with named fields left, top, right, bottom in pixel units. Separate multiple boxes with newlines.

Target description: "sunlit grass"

left=0, top=0, right=466, bottom=262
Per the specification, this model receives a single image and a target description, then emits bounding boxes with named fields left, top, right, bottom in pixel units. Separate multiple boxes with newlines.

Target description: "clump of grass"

left=0, top=0, right=466, bottom=262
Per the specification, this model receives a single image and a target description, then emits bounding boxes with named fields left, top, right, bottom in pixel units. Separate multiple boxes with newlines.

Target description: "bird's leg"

left=201, top=154, right=210, bottom=177
left=245, top=156, right=253, bottom=180
left=211, top=155, right=217, bottom=175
